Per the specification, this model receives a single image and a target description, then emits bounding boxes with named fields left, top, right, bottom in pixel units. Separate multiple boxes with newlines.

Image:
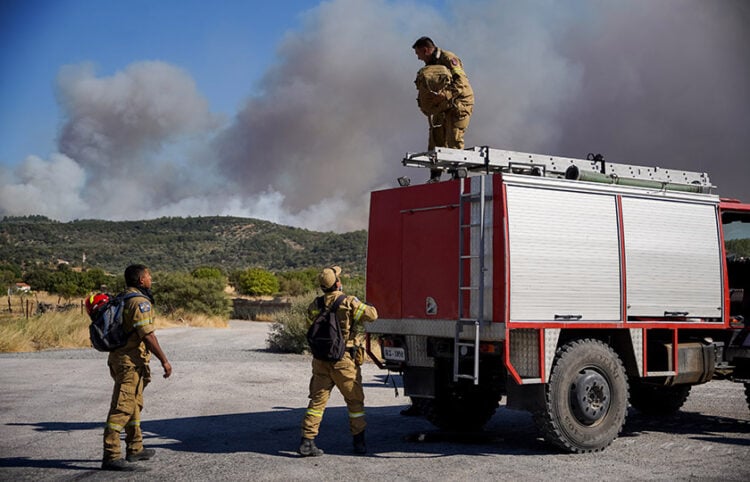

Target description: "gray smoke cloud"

left=1, top=0, right=748, bottom=230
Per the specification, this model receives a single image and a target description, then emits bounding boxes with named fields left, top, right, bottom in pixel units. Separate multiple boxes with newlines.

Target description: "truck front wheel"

left=534, top=339, right=629, bottom=453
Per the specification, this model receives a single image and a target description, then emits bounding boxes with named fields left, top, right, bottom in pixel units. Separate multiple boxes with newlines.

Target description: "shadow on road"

left=0, top=457, right=94, bottom=471
left=621, top=408, right=750, bottom=445
left=2, top=403, right=748, bottom=471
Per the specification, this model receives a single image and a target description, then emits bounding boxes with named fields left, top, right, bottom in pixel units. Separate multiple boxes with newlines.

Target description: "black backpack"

left=306, top=294, right=346, bottom=361
left=88, top=292, right=144, bottom=352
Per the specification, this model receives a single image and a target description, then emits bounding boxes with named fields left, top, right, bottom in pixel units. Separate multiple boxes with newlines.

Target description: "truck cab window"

left=722, top=212, right=750, bottom=319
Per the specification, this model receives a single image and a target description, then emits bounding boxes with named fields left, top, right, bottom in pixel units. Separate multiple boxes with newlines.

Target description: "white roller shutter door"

left=506, top=185, right=621, bottom=321
left=621, top=198, right=722, bottom=318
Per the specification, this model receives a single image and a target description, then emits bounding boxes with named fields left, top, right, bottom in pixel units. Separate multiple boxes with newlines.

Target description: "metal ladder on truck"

left=403, top=146, right=714, bottom=194
left=454, top=175, right=489, bottom=384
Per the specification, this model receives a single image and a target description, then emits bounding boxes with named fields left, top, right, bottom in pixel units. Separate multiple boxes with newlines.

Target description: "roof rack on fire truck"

left=403, top=146, right=715, bottom=194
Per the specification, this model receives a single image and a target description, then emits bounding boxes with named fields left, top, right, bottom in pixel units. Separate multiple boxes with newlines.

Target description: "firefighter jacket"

left=427, top=48, right=474, bottom=117
left=107, top=287, right=156, bottom=369
left=307, top=291, right=378, bottom=348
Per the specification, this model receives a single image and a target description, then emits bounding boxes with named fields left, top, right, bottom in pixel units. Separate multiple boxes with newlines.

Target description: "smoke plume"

left=1, top=0, right=747, bottom=230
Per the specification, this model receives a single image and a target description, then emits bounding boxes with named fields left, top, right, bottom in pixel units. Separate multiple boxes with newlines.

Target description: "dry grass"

left=158, top=310, right=229, bottom=329
left=0, top=293, right=228, bottom=353
left=0, top=310, right=91, bottom=352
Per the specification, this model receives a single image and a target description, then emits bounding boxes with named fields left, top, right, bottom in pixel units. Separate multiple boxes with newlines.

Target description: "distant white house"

left=15, top=283, right=31, bottom=292
left=8, top=283, right=31, bottom=296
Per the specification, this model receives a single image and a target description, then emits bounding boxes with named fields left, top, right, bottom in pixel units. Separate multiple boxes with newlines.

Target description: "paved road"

left=1, top=321, right=749, bottom=481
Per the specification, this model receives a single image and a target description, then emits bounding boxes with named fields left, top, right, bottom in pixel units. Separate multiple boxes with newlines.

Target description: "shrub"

left=277, top=268, right=318, bottom=296
left=238, top=268, right=279, bottom=296
left=192, top=266, right=224, bottom=279
left=154, top=272, right=232, bottom=317
left=266, top=292, right=315, bottom=353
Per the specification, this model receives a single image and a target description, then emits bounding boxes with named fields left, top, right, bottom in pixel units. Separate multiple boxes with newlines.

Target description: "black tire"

left=534, top=339, right=629, bottom=453
left=629, top=382, right=691, bottom=415
left=745, top=383, right=750, bottom=412
left=424, top=386, right=500, bottom=431
left=423, top=358, right=501, bottom=431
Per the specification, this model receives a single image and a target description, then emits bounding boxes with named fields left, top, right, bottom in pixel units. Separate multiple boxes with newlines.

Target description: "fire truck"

left=364, top=146, right=750, bottom=453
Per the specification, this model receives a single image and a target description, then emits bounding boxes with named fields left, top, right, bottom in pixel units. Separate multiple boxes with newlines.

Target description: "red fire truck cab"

left=365, top=146, right=750, bottom=453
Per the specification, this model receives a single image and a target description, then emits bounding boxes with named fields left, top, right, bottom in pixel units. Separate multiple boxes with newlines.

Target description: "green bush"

left=277, top=268, right=318, bottom=296
left=154, top=272, right=231, bottom=317
left=192, top=266, right=224, bottom=279
left=266, top=292, right=315, bottom=353
left=238, top=268, right=279, bottom=296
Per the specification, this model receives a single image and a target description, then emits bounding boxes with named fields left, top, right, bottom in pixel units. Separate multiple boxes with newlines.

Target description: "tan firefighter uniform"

left=425, top=48, right=474, bottom=150
left=301, top=271, right=378, bottom=440
left=102, top=288, right=155, bottom=462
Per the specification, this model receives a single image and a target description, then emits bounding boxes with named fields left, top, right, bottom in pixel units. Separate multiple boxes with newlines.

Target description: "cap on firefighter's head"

left=85, top=293, right=110, bottom=315
left=318, top=266, right=342, bottom=291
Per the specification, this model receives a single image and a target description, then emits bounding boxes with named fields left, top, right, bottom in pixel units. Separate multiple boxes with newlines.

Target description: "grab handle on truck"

left=554, top=314, right=583, bottom=321
left=664, top=311, right=690, bottom=317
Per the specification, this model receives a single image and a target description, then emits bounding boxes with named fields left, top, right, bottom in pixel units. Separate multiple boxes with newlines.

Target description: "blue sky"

left=1, top=0, right=321, bottom=165
left=0, top=0, right=747, bottom=231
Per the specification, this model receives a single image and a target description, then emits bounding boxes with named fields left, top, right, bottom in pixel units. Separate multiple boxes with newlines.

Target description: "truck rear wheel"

left=629, top=382, right=691, bottom=415
left=424, top=385, right=499, bottom=432
left=424, top=358, right=501, bottom=431
left=534, top=339, right=628, bottom=453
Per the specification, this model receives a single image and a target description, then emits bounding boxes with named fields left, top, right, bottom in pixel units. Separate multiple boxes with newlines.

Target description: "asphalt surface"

left=1, top=321, right=749, bottom=481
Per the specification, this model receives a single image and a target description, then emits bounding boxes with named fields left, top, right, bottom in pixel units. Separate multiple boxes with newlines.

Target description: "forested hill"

left=0, top=215, right=367, bottom=274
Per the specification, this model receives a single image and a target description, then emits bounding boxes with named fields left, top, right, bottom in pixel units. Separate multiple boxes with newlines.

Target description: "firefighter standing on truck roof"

left=413, top=36, right=474, bottom=183
left=298, top=266, right=378, bottom=457
left=101, top=264, right=172, bottom=472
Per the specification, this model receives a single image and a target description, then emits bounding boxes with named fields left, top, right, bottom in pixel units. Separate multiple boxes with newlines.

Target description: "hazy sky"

left=1, top=0, right=748, bottom=232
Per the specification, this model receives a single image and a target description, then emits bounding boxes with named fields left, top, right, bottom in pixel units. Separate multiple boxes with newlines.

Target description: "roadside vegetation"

left=0, top=291, right=227, bottom=353
left=0, top=262, right=367, bottom=354
left=266, top=275, right=367, bottom=353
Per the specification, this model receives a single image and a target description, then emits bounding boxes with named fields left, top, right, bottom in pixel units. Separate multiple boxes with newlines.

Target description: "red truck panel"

left=367, top=180, right=461, bottom=319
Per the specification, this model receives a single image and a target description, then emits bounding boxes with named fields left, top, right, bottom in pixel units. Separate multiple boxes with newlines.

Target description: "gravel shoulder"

left=1, top=321, right=749, bottom=481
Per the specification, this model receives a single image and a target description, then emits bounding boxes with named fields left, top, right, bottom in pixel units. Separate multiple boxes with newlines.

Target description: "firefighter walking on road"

left=413, top=36, right=474, bottom=182
left=298, top=266, right=378, bottom=457
left=101, top=264, right=172, bottom=471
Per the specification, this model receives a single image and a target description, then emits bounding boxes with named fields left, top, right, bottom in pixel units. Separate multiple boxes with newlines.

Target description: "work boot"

left=298, top=437, right=324, bottom=457
left=126, top=448, right=156, bottom=462
left=101, top=458, right=138, bottom=471
left=353, top=431, right=367, bottom=455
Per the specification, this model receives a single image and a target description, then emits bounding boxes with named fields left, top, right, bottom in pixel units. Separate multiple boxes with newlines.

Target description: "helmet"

left=85, top=293, right=110, bottom=315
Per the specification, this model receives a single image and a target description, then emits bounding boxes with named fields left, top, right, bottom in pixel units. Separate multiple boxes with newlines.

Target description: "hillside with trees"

left=0, top=215, right=367, bottom=275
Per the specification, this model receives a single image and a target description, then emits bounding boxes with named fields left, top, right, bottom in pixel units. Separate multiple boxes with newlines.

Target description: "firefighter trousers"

left=301, top=353, right=365, bottom=439
left=103, top=364, right=150, bottom=461
left=428, top=106, right=472, bottom=178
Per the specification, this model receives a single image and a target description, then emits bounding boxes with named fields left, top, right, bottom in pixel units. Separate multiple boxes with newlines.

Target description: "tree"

left=278, top=268, right=318, bottom=296
left=192, top=266, right=224, bottom=279
left=238, top=268, right=279, bottom=296
left=54, top=280, right=86, bottom=303
left=0, top=269, right=17, bottom=291
left=82, top=268, right=116, bottom=292
left=24, top=268, right=54, bottom=292
left=154, top=272, right=231, bottom=317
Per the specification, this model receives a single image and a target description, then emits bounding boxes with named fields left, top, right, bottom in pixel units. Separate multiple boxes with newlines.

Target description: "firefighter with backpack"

left=97, top=264, right=172, bottom=471
left=298, top=266, right=378, bottom=457
left=413, top=36, right=474, bottom=182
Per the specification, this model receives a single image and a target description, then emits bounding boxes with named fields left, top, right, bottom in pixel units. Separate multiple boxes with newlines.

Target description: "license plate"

left=383, top=346, right=406, bottom=362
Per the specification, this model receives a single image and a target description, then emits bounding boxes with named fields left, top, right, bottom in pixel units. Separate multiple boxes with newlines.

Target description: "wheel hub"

left=570, top=368, right=611, bottom=425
